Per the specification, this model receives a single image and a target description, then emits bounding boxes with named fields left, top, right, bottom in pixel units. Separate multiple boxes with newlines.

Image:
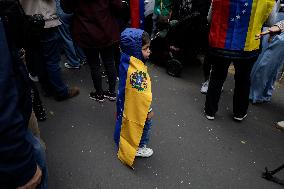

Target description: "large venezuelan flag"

left=209, top=0, right=275, bottom=51
left=130, top=0, right=145, bottom=29
left=114, top=55, right=152, bottom=167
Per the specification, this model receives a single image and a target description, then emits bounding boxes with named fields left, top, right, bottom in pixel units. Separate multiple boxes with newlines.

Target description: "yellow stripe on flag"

left=245, top=0, right=275, bottom=51
left=118, top=56, right=152, bottom=167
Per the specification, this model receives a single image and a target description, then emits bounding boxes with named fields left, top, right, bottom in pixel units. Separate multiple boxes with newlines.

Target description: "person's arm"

left=0, top=20, right=39, bottom=188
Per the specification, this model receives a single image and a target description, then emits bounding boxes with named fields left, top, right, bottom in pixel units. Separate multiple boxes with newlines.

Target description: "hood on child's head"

left=120, top=28, right=144, bottom=61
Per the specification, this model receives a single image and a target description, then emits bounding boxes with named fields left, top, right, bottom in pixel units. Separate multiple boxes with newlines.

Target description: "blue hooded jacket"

left=120, top=28, right=144, bottom=62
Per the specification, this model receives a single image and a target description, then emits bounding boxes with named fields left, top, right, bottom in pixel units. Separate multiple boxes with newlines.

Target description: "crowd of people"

left=1, top=0, right=284, bottom=188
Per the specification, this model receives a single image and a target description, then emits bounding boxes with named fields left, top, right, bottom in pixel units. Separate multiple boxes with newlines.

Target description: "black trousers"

left=203, top=53, right=212, bottom=82
left=83, top=45, right=117, bottom=94
left=205, top=54, right=257, bottom=117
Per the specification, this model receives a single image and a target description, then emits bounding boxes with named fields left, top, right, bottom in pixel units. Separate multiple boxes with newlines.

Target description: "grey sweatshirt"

left=19, top=0, right=61, bottom=28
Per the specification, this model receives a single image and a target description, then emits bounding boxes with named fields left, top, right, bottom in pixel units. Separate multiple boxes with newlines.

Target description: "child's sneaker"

left=89, top=92, right=105, bottom=102
left=200, top=80, right=209, bottom=94
left=136, top=145, right=153, bottom=157
left=103, top=90, right=116, bottom=101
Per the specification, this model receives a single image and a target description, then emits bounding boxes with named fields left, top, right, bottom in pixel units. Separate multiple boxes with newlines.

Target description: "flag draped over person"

left=114, top=29, right=152, bottom=167
left=209, top=0, right=275, bottom=51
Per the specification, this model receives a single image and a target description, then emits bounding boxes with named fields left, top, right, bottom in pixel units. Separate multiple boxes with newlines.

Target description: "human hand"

left=255, top=26, right=281, bottom=42
left=268, top=25, right=281, bottom=34
left=255, top=30, right=270, bottom=40
left=147, top=111, right=154, bottom=120
left=17, top=165, right=42, bottom=189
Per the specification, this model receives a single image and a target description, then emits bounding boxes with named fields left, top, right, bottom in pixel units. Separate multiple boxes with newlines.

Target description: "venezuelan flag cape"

left=209, top=0, right=275, bottom=51
left=114, top=55, right=152, bottom=167
left=130, top=0, right=145, bottom=29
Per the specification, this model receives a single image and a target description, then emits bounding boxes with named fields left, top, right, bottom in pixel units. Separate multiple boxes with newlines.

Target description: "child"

left=114, top=28, right=154, bottom=167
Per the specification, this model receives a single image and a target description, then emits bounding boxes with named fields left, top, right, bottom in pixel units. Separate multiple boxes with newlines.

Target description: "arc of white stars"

left=236, top=15, right=241, bottom=19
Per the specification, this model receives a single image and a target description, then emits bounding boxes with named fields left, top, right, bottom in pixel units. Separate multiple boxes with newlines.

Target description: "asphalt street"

left=40, top=61, right=284, bottom=189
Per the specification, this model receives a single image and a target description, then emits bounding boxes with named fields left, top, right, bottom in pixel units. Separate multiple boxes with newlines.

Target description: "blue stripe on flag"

left=231, top=0, right=253, bottom=50
left=114, top=54, right=130, bottom=147
left=225, top=0, right=238, bottom=49
left=225, top=0, right=253, bottom=50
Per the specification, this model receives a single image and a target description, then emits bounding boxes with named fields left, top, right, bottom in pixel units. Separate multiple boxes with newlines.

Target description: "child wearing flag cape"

left=114, top=28, right=154, bottom=167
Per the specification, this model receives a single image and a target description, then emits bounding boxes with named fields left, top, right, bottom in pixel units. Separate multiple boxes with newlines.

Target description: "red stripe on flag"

left=209, top=0, right=231, bottom=48
left=130, top=0, right=140, bottom=28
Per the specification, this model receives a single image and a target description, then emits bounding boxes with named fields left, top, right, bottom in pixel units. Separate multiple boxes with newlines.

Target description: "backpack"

left=0, top=0, right=29, bottom=47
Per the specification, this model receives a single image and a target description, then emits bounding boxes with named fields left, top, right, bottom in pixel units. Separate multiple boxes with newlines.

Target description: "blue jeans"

left=25, top=131, right=48, bottom=189
left=139, top=119, right=152, bottom=147
left=39, top=27, right=68, bottom=97
left=57, top=12, right=86, bottom=67
left=249, top=13, right=284, bottom=103
left=250, top=31, right=284, bottom=103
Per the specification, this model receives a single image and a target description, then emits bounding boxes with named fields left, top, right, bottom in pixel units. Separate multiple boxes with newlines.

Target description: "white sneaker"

left=276, top=121, right=284, bottom=131
left=233, top=114, right=247, bottom=121
left=136, top=145, right=153, bottom=157
left=200, top=80, right=209, bottom=94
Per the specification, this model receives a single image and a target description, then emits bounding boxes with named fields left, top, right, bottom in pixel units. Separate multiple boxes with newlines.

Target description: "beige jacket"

left=19, top=0, right=61, bottom=28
